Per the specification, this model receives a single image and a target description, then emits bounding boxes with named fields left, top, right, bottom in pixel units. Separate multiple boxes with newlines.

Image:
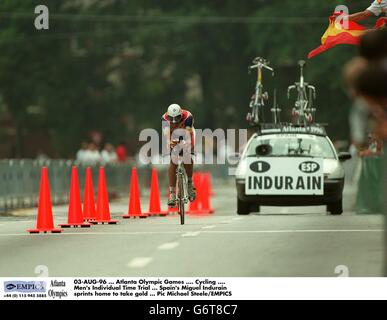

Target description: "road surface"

left=0, top=181, right=384, bottom=277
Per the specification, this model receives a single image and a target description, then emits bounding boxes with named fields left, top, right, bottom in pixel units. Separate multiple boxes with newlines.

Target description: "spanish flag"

left=308, top=14, right=366, bottom=59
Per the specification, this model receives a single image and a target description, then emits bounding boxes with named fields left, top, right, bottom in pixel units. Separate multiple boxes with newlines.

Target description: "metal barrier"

left=0, top=160, right=152, bottom=215
left=0, top=158, right=232, bottom=215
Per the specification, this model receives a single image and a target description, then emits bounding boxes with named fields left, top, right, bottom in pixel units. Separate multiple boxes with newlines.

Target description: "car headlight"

left=323, top=160, right=338, bottom=174
left=324, top=160, right=343, bottom=179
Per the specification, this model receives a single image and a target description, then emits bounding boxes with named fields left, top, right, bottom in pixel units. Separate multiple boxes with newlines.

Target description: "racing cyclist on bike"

left=162, top=104, right=196, bottom=207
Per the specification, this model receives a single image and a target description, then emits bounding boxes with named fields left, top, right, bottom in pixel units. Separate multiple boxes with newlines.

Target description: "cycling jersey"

left=162, top=110, right=193, bottom=128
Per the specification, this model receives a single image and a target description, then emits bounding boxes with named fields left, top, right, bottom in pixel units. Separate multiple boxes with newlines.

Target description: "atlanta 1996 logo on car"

left=4, top=281, right=46, bottom=293
left=298, top=161, right=320, bottom=173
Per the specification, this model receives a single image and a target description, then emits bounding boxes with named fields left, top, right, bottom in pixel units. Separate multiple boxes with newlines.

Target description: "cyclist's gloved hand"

left=170, top=139, right=179, bottom=149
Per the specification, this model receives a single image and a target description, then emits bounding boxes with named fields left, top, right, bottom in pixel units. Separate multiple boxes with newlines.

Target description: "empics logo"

left=4, top=281, right=46, bottom=293
left=5, top=283, right=16, bottom=291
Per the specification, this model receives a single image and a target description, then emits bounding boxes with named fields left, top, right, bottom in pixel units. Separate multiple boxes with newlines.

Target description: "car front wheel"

left=237, top=197, right=251, bottom=215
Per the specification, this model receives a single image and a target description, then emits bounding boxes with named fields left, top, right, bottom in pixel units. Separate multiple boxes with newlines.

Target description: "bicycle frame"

left=253, top=68, right=263, bottom=109
left=247, top=57, right=274, bottom=126
left=287, top=60, right=316, bottom=126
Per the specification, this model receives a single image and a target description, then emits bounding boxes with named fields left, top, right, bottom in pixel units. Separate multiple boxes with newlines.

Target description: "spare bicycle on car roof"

left=287, top=60, right=317, bottom=127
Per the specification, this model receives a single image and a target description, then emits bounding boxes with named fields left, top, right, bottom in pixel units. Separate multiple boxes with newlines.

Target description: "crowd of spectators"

left=343, top=27, right=387, bottom=214
left=343, top=27, right=387, bottom=157
left=76, top=141, right=128, bottom=166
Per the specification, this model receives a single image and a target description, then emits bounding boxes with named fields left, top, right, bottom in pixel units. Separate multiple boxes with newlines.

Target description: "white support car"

left=235, top=125, right=351, bottom=215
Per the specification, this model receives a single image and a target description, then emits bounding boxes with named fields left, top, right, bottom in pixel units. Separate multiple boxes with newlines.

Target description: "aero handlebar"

left=248, top=57, right=274, bottom=73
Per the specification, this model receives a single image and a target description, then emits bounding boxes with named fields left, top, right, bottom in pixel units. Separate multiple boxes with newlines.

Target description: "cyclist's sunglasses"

left=167, top=115, right=182, bottom=123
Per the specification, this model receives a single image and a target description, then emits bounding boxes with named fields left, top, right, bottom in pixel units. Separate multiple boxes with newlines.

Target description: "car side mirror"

left=228, top=152, right=241, bottom=163
left=256, top=144, right=272, bottom=156
left=338, top=152, right=352, bottom=162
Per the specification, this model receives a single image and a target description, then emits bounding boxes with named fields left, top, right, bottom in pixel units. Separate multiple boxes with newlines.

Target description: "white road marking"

left=127, top=257, right=153, bottom=268
left=205, top=229, right=385, bottom=234
left=157, top=242, right=180, bottom=250
left=1, top=220, right=36, bottom=223
left=0, top=229, right=384, bottom=237
left=182, top=231, right=201, bottom=237
left=232, top=217, right=243, bottom=221
left=202, top=225, right=216, bottom=229
left=0, top=231, right=183, bottom=237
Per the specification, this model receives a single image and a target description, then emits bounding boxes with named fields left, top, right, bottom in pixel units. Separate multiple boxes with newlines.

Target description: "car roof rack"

left=256, top=123, right=327, bottom=137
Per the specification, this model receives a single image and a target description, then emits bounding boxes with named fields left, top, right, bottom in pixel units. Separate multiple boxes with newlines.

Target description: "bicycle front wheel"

left=252, top=104, right=259, bottom=125
left=178, top=176, right=185, bottom=225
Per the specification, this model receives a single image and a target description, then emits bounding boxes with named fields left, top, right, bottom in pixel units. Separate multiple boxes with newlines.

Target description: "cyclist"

left=162, top=104, right=196, bottom=207
left=347, top=0, right=387, bottom=21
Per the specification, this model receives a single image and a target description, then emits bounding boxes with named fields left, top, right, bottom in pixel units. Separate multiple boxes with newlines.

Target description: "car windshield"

left=246, top=134, right=336, bottom=159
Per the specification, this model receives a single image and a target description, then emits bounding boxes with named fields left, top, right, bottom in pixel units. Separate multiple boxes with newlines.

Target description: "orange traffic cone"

left=60, top=167, right=91, bottom=228
left=201, top=173, right=215, bottom=214
left=83, top=167, right=96, bottom=222
left=27, top=167, right=62, bottom=234
left=92, top=167, right=118, bottom=224
left=188, top=173, right=202, bottom=214
left=123, top=167, right=148, bottom=218
left=145, top=168, right=168, bottom=216
left=207, top=172, right=215, bottom=196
